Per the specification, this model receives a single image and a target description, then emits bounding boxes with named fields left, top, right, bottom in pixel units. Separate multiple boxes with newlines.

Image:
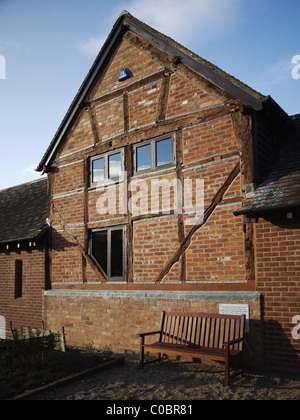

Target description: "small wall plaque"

left=219, top=303, right=250, bottom=333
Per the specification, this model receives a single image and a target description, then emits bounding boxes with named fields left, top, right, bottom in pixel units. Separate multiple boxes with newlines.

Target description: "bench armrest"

left=223, top=338, right=243, bottom=348
left=137, top=331, right=161, bottom=338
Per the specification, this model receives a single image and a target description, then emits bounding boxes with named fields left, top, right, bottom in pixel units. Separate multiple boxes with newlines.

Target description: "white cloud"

left=253, top=55, right=298, bottom=92
left=25, top=164, right=38, bottom=175
left=77, top=35, right=107, bottom=57
left=78, top=0, right=242, bottom=57
left=120, top=0, right=242, bottom=44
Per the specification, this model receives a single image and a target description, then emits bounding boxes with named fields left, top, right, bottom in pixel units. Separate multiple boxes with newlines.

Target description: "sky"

left=0, top=0, right=299, bottom=190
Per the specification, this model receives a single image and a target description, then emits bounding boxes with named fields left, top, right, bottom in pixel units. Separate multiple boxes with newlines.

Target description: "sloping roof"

left=37, top=11, right=267, bottom=172
left=235, top=115, right=300, bottom=215
left=0, top=178, right=48, bottom=244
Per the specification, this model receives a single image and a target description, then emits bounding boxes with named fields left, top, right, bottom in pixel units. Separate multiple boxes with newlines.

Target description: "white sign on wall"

left=219, top=304, right=250, bottom=333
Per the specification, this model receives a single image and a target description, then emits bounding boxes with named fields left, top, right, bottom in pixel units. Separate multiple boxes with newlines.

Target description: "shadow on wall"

left=51, top=229, right=80, bottom=252
left=262, top=319, right=300, bottom=374
left=263, top=212, right=300, bottom=229
left=260, top=295, right=300, bottom=374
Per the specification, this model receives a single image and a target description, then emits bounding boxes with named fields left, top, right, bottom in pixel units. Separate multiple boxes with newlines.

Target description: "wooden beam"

left=123, top=92, right=130, bottom=132
left=123, top=19, right=263, bottom=111
left=124, top=145, right=134, bottom=283
left=156, top=72, right=171, bottom=122
left=89, top=70, right=166, bottom=107
left=244, top=218, right=256, bottom=286
left=52, top=204, right=106, bottom=283
left=46, top=172, right=55, bottom=289
left=175, top=63, right=234, bottom=101
left=155, top=162, right=241, bottom=283
left=82, top=158, right=89, bottom=283
left=124, top=31, right=173, bottom=72
left=57, top=102, right=240, bottom=168
left=86, top=106, right=101, bottom=145
left=124, top=30, right=234, bottom=104
left=175, top=130, right=186, bottom=283
left=231, top=109, right=255, bottom=188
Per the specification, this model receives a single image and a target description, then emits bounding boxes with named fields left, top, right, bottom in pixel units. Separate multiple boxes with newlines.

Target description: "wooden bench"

left=138, top=311, right=245, bottom=386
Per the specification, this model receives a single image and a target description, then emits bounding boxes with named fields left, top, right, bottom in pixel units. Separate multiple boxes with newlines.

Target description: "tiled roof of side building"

left=0, top=178, right=48, bottom=245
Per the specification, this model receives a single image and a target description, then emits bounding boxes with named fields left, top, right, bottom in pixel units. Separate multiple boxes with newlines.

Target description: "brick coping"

left=44, top=290, right=260, bottom=302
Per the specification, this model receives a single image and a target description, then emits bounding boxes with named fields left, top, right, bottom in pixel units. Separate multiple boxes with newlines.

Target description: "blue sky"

left=0, top=0, right=299, bottom=190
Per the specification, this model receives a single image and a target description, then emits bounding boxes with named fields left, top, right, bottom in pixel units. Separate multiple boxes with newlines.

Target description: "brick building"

left=0, top=178, right=49, bottom=337
left=36, top=12, right=299, bottom=372
left=235, top=115, right=300, bottom=371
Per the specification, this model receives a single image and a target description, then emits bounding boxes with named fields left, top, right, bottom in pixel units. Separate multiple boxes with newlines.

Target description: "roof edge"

left=234, top=203, right=300, bottom=217
left=0, top=225, right=49, bottom=247
left=38, top=11, right=267, bottom=172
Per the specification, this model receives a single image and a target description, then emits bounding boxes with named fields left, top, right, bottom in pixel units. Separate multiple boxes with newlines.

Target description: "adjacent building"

left=0, top=178, right=49, bottom=335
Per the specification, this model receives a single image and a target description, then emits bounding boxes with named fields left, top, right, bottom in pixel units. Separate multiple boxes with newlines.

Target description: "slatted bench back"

left=159, top=312, right=245, bottom=351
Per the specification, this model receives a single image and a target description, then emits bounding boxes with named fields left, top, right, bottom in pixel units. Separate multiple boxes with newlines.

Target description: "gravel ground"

left=28, top=355, right=300, bottom=401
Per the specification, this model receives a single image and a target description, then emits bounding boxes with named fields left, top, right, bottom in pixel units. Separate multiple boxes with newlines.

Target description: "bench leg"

left=225, top=346, right=230, bottom=387
left=238, top=353, right=244, bottom=379
left=225, top=349, right=244, bottom=386
left=139, top=337, right=145, bottom=369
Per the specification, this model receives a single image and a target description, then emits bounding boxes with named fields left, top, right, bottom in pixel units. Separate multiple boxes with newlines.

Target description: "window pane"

left=111, top=229, right=123, bottom=278
left=108, top=153, right=122, bottom=179
left=156, top=138, right=172, bottom=167
left=136, top=144, right=151, bottom=171
left=92, top=231, right=107, bottom=275
left=92, top=158, right=105, bottom=183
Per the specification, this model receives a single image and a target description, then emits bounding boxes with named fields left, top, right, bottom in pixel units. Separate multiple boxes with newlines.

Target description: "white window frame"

left=133, top=134, right=176, bottom=175
left=90, top=149, right=124, bottom=187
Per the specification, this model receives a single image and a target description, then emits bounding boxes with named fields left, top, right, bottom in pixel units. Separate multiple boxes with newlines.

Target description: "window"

left=15, top=260, right=23, bottom=299
left=91, top=149, right=124, bottom=186
left=90, top=227, right=126, bottom=282
left=133, top=135, right=175, bottom=174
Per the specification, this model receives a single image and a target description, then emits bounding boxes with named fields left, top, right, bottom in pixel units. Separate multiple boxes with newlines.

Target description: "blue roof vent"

left=118, top=68, right=132, bottom=82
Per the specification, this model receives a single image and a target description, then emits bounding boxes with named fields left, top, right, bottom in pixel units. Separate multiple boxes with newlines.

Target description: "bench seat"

left=138, top=311, right=245, bottom=386
left=144, top=342, right=241, bottom=359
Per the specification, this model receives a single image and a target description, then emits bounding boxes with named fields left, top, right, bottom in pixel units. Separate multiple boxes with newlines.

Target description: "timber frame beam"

left=155, top=162, right=241, bottom=283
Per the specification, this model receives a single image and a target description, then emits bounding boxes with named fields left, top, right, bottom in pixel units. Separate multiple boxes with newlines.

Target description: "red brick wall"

left=0, top=241, right=47, bottom=337
left=49, top=29, right=248, bottom=291
left=91, top=37, right=163, bottom=99
left=256, top=213, right=300, bottom=373
left=182, top=115, right=238, bottom=163
left=133, top=216, right=181, bottom=284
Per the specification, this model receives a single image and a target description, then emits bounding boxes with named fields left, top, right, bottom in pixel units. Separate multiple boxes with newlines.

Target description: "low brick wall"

left=43, top=290, right=262, bottom=368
